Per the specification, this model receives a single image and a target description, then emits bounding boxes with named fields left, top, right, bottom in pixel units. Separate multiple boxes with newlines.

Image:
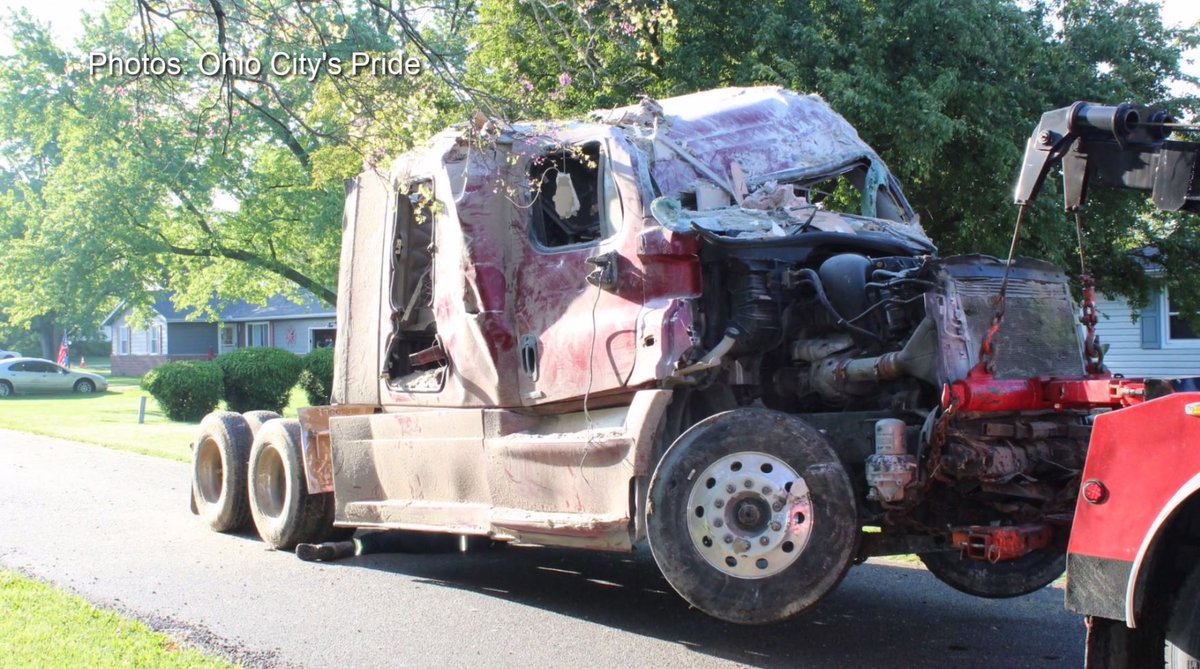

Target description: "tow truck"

left=1006, top=100, right=1200, bottom=667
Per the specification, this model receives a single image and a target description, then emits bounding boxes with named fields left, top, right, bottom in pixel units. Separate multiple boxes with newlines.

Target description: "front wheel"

left=1166, top=564, right=1200, bottom=666
left=646, top=408, right=859, bottom=625
left=73, top=379, right=95, bottom=394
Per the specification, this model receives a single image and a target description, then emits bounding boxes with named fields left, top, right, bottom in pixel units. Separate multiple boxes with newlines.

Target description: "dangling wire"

left=579, top=281, right=604, bottom=480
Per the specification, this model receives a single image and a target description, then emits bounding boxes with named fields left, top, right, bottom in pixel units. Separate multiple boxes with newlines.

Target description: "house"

left=102, top=291, right=336, bottom=376
left=1096, top=287, right=1200, bottom=378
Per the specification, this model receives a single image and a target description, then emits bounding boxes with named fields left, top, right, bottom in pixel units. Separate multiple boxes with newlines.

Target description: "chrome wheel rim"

left=685, top=451, right=813, bottom=579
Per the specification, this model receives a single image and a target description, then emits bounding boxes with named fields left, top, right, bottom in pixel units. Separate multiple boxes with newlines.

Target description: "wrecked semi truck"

left=191, top=87, right=1133, bottom=624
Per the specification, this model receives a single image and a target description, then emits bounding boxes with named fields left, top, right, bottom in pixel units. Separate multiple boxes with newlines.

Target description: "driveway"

left=0, top=430, right=1084, bottom=668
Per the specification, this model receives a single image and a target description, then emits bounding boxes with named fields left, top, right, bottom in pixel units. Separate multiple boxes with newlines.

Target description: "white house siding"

left=109, top=313, right=168, bottom=356
left=270, top=317, right=336, bottom=355
left=1095, top=295, right=1200, bottom=378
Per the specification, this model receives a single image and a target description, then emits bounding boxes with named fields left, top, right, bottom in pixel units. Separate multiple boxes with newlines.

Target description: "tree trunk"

left=34, top=320, right=56, bottom=360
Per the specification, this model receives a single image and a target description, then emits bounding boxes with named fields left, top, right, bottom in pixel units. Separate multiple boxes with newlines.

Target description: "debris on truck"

left=189, top=87, right=1143, bottom=625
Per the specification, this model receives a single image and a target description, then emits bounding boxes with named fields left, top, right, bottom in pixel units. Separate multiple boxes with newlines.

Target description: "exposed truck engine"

left=189, top=87, right=1144, bottom=625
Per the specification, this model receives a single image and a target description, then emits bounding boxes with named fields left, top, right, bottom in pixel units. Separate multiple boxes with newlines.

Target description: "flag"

left=56, top=331, right=69, bottom=367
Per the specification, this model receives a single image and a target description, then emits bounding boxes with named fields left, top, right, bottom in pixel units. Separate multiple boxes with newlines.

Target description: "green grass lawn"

left=0, top=570, right=235, bottom=669
left=0, top=356, right=310, bottom=462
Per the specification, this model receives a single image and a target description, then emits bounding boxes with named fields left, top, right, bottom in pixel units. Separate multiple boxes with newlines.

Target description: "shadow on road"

left=324, top=541, right=1081, bottom=669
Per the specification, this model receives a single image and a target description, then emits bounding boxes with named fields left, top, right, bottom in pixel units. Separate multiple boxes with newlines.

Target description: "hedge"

left=141, top=361, right=224, bottom=422
left=214, top=347, right=303, bottom=414
left=299, top=347, right=334, bottom=406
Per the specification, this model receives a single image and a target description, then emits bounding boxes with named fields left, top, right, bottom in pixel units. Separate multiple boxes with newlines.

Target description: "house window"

left=248, top=322, right=269, bottom=347
left=1167, top=291, right=1199, bottom=341
left=220, top=325, right=235, bottom=348
left=119, top=327, right=130, bottom=355
left=149, top=325, right=160, bottom=354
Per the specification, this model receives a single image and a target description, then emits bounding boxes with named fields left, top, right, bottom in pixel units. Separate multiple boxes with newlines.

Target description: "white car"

left=0, top=350, right=20, bottom=359
left=0, top=358, right=109, bottom=397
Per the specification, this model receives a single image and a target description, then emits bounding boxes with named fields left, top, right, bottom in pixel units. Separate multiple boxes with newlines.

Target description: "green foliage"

left=299, top=347, right=335, bottom=406
left=215, top=348, right=304, bottom=414
left=141, top=361, right=224, bottom=423
left=0, top=2, right=463, bottom=336
left=0, top=0, right=1196, bottom=339
left=466, top=0, right=1199, bottom=307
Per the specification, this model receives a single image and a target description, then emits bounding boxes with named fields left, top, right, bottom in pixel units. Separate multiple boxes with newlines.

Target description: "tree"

left=466, top=0, right=1199, bottom=307
left=1, top=0, right=1195, bottom=349
left=0, top=1, right=464, bottom=333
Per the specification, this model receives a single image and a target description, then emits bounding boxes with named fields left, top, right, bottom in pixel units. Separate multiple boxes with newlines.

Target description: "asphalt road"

left=0, top=429, right=1085, bottom=668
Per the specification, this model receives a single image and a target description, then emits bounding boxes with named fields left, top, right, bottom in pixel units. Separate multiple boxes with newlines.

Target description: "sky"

left=0, top=0, right=1196, bottom=91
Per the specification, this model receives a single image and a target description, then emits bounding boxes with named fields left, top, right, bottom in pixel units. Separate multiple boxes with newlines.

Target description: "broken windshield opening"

left=650, top=158, right=933, bottom=252
left=779, top=160, right=909, bottom=223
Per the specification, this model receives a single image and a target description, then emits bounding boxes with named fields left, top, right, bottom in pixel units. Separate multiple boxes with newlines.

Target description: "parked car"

left=0, top=358, right=108, bottom=397
left=0, top=350, right=20, bottom=359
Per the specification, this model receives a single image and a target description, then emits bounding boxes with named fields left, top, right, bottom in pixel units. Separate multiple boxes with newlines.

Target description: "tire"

left=919, top=547, right=1065, bottom=598
left=73, top=379, right=95, bottom=394
left=1166, top=564, right=1200, bottom=666
left=248, top=418, right=336, bottom=550
left=1084, top=615, right=1165, bottom=669
left=191, top=411, right=254, bottom=532
left=0, top=381, right=12, bottom=398
left=646, top=408, right=859, bottom=625
left=242, top=410, right=281, bottom=437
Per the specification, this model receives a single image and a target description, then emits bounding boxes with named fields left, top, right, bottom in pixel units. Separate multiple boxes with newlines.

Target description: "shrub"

left=141, top=361, right=224, bottom=422
left=215, top=347, right=303, bottom=413
left=299, top=347, right=334, bottom=406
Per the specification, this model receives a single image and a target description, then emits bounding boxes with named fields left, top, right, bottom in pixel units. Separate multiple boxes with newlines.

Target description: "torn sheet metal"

left=594, top=87, right=905, bottom=206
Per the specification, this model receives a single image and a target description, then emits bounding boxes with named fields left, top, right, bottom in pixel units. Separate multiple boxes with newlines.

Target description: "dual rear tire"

left=247, top=418, right=337, bottom=549
left=191, top=411, right=338, bottom=549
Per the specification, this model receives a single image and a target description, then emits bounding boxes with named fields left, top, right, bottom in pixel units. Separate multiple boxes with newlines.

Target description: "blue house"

left=101, top=291, right=336, bottom=376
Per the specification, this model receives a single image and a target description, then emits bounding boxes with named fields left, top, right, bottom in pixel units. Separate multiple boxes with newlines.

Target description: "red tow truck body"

left=1068, top=392, right=1200, bottom=623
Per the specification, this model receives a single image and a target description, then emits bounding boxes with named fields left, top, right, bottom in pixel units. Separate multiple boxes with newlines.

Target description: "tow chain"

left=1075, top=211, right=1104, bottom=373
left=978, top=204, right=1029, bottom=372
left=980, top=204, right=1103, bottom=374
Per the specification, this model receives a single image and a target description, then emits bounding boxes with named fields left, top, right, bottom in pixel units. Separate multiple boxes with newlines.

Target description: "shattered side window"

left=529, top=142, right=621, bottom=248
left=383, top=180, right=447, bottom=394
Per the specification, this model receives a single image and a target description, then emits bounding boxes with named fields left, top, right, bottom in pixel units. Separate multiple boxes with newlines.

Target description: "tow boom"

left=1013, top=101, right=1200, bottom=212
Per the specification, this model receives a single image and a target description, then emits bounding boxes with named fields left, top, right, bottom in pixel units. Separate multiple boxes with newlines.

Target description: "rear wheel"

left=248, top=418, right=336, bottom=550
left=191, top=411, right=253, bottom=532
left=647, top=408, right=859, bottom=624
left=1166, top=564, right=1200, bottom=666
left=0, top=381, right=11, bottom=398
left=242, top=410, right=281, bottom=437
left=73, top=379, right=95, bottom=394
left=920, top=547, right=1065, bottom=598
